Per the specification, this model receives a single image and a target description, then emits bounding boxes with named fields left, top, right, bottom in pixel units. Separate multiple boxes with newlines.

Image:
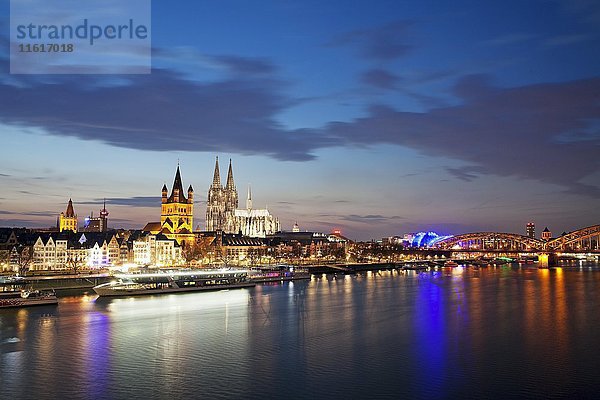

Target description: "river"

left=1, top=264, right=599, bottom=399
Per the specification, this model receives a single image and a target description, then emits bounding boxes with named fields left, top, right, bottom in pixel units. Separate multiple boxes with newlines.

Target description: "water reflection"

left=1, top=268, right=600, bottom=399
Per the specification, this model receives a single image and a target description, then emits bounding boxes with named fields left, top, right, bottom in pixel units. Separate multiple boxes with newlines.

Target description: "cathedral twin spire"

left=206, top=157, right=238, bottom=231
left=206, top=156, right=280, bottom=235
left=212, top=156, right=236, bottom=190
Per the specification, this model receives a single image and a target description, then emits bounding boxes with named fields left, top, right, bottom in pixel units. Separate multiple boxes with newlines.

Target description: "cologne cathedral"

left=206, top=157, right=280, bottom=237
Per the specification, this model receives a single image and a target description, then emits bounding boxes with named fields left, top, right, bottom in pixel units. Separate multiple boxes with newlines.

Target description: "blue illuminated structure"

left=410, top=232, right=453, bottom=247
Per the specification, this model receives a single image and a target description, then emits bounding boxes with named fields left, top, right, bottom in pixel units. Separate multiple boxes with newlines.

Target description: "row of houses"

left=0, top=228, right=183, bottom=273
left=0, top=227, right=349, bottom=273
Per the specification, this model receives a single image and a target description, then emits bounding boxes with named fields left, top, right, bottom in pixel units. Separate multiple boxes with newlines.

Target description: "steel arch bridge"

left=547, top=225, right=600, bottom=252
left=434, top=232, right=544, bottom=251
left=433, top=225, right=600, bottom=252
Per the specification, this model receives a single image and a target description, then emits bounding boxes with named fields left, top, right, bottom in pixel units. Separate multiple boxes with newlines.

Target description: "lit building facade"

left=206, top=157, right=238, bottom=232
left=206, top=157, right=280, bottom=237
left=542, top=227, right=552, bottom=241
left=526, top=222, right=535, bottom=238
left=132, top=233, right=183, bottom=266
left=82, top=200, right=109, bottom=232
left=160, top=165, right=195, bottom=247
left=58, top=199, right=78, bottom=232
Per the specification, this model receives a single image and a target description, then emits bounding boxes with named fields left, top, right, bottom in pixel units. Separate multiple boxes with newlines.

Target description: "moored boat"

left=93, top=269, right=255, bottom=297
left=249, top=265, right=310, bottom=283
left=0, top=289, right=58, bottom=308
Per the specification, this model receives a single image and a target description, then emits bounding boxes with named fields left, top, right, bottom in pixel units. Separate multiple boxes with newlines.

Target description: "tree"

left=182, top=239, right=210, bottom=265
left=0, top=250, right=9, bottom=272
left=67, top=254, right=85, bottom=275
left=14, top=245, right=33, bottom=277
left=246, top=247, right=261, bottom=266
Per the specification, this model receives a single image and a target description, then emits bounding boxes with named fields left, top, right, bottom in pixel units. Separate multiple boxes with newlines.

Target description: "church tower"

left=160, top=164, right=194, bottom=246
left=246, top=184, right=252, bottom=210
left=224, top=159, right=239, bottom=232
left=206, top=157, right=226, bottom=231
left=59, top=198, right=78, bottom=232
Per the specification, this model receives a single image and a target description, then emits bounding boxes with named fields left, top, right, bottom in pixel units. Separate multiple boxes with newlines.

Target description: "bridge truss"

left=547, top=225, right=600, bottom=252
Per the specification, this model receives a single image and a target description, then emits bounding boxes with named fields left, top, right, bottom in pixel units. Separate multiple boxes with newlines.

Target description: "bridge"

left=547, top=224, right=600, bottom=252
left=433, top=224, right=600, bottom=253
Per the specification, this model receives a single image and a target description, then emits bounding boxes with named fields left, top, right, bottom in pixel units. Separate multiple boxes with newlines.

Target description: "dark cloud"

left=0, top=210, right=56, bottom=217
left=323, top=75, right=600, bottom=197
left=361, top=69, right=399, bottom=89
left=0, top=38, right=598, bottom=198
left=0, top=219, right=51, bottom=228
left=79, top=197, right=160, bottom=208
left=0, top=66, right=330, bottom=161
left=328, top=20, right=413, bottom=61
left=341, top=214, right=404, bottom=223
left=446, top=166, right=489, bottom=182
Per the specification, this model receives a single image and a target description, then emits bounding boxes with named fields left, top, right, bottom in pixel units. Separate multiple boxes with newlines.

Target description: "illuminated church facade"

left=206, top=157, right=280, bottom=238
left=58, top=198, right=78, bottom=232
left=158, top=164, right=195, bottom=246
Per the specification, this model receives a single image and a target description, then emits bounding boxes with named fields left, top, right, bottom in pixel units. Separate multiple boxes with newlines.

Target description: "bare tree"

left=15, top=245, right=33, bottom=277
left=246, top=247, right=262, bottom=267
left=67, top=254, right=84, bottom=275
left=0, top=250, right=9, bottom=272
left=182, top=240, right=210, bottom=265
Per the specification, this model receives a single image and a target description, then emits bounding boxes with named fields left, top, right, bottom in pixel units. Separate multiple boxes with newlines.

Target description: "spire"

left=226, top=158, right=235, bottom=189
left=66, top=198, right=75, bottom=217
left=168, top=164, right=187, bottom=203
left=246, top=184, right=252, bottom=210
left=100, top=198, right=109, bottom=218
left=212, top=156, right=221, bottom=187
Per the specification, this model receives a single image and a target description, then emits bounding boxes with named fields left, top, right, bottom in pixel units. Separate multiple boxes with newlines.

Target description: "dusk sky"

left=0, top=0, right=599, bottom=240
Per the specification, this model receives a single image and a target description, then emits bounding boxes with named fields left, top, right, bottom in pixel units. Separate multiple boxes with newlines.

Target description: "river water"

left=1, top=265, right=599, bottom=399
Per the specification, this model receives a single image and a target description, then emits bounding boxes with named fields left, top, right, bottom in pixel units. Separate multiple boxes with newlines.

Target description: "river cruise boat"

left=93, top=269, right=255, bottom=297
left=0, top=289, right=58, bottom=308
left=249, top=265, right=311, bottom=283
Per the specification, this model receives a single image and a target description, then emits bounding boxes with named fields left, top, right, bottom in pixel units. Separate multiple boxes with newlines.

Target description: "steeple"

left=100, top=198, right=109, bottom=218
left=187, top=184, right=194, bottom=203
left=226, top=158, right=235, bottom=189
left=168, top=164, right=187, bottom=203
left=162, top=183, right=168, bottom=204
left=65, top=198, right=75, bottom=217
left=212, top=156, right=221, bottom=187
left=246, top=184, right=252, bottom=210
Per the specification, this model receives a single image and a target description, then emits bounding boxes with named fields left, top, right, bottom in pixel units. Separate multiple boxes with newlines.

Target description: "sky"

left=0, top=0, right=599, bottom=240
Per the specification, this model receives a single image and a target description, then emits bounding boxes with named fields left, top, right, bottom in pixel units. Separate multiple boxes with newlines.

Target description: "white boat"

left=248, top=265, right=311, bottom=283
left=93, top=269, right=255, bottom=297
left=0, top=289, right=58, bottom=308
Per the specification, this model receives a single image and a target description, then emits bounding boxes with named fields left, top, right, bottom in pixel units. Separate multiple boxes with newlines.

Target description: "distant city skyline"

left=1, top=0, right=599, bottom=240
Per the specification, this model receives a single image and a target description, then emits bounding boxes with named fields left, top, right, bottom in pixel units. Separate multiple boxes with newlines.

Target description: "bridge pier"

left=538, top=253, right=557, bottom=268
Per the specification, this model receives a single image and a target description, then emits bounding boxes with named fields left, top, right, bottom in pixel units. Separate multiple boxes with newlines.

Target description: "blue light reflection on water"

left=84, top=309, right=111, bottom=399
left=413, top=272, right=446, bottom=397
